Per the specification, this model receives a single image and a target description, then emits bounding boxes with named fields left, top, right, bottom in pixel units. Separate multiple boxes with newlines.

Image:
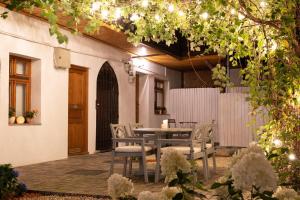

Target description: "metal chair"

left=129, top=123, right=144, bottom=137
left=155, top=124, right=210, bottom=183
left=110, top=124, right=154, bottom=183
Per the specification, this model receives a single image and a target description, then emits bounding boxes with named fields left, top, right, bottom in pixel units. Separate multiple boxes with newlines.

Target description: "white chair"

left=155, top=125, right=209, bottom=183
left=110, top=124, right=154, bottom=183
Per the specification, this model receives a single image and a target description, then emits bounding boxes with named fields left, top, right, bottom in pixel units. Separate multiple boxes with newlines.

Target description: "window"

left=154, top=79, right=166, bottom=114
left=9, top=56, right=31, bottom=116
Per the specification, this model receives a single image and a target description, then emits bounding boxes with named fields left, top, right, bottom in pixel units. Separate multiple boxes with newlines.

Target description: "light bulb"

left=114, top=8, right=122, bottom=20
left=201, top=12, right=209, bottom=20
left=178, top=10, right=184, bottom=17
left=273, top=139, right=282, bottom=148
left=91, top=1, right=101, bottom=12
left=168, top=4, right=174, bottom=12
left=142, top=0, right=149, bottom=8
left=288, top=153, right=296, bottom=161
left=130, top=13, right=140, bottom=21
left=155, top=14, right=161, bottom=21
left=101, top=9, right=109, bottom=19
left=230, top=8, right=236, bottom=15
left=238, top=13, right=245, bottom=20
left=260, top=1, right=267, bottom=8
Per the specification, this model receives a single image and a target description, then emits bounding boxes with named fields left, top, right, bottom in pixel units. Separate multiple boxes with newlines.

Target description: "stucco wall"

left=0, top=8, right=180, bottom=166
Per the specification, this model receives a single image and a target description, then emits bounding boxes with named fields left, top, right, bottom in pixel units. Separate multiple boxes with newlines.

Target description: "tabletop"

left=133, top=127, right=193, bottom=133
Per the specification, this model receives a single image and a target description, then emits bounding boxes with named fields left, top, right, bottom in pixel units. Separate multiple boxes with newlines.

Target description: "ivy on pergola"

left=1, top=0, right=300, bottom=188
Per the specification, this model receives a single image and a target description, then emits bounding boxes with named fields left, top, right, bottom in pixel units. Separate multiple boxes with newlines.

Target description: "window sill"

left=9, top=123, right=42, bottom=126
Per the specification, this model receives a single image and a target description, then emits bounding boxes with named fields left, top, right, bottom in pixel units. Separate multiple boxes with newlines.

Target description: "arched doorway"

left=96, top=62, right=119, bottom=151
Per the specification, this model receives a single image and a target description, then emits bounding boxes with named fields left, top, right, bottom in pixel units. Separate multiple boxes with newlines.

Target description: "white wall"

left=0, top=7, right=180, bottom=166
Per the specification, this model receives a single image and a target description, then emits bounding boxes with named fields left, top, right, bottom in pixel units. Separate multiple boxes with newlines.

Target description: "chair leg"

left=155, top=149, right=161, bottom=183
left=142, top=153, right=148, bottom=183
left=110, top=151, right=115, bottom=176
left=128, top=157, right=133, bottom=177
left=212, top=153, right=217, bottom=173
left=123, top=157, right=128, bottom=177
left=202, top=155, right=209, bottom=181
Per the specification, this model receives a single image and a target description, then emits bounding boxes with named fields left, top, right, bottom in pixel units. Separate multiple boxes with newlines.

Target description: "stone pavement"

left=16, top=152, right=231, bottom=197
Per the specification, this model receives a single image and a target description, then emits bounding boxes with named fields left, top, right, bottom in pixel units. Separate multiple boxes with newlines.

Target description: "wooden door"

left=68, top=66, right=88, bottom=155
left=96, top=62, right=119, bottom=151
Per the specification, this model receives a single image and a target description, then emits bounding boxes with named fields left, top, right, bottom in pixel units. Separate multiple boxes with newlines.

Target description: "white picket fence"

left=168, top=87, right=262, bottom=147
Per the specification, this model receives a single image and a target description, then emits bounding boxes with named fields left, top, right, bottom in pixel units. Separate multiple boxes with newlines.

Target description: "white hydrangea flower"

left=231, top=152, right=277, bottom=192
left=160, top=148, right=191, bottom=183
left=107, top=173, right=134, bottom=200
left=160, top=186, right=181, bottom=200
left=273, top=187, right=300, bottom=200
left=230, top=142, right=265, bottom=168
left=138, top=191, right=160, bottom=200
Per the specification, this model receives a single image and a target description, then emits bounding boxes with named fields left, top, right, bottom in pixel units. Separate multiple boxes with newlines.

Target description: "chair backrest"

left=168, top=119, right=176, bottom=128
left=110, top=124, right=129, bottom=139
left=193, top=122, right=214, bottom=141
left=129, top=123, right=144, bottom=137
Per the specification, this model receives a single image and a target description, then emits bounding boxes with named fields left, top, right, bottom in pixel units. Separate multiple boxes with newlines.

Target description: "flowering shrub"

left=137, top=191, right=159, bottom=200
left=0, top=164, right=27, bottom=199
left=273, top=187, right=300, bottom=200
left=160, top=148, right=191, bottom=183
left=107, top=173, right=134, bottom=200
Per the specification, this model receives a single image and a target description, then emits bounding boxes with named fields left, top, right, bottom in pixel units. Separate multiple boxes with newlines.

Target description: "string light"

left=230, top=8, right=236, bottom=15
left=273, top=139, right=282, bottom=148
left=178, top=10, right=185, bottom=17
left=201, top=12, right=209, bottom=20
left=101, top=9, right=109, bottom=19
left=155, top=14, right=161, bottom=21
left=130, top=13, right=140, bottom=21
left=91, top=1, right=101, bottom=12
left=141, top=0, right=149, bottom=8
left=168, top=4, right=175, bottom=12
left=288, top=153, right=296, bottom=161
left=114, top=8, right=122, bottom=20
left=260, top=1, right=267, bottom=8
left=238, top=13, right=245, bottom=20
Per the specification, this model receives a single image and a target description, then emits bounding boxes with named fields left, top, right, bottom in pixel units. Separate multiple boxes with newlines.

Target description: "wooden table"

left=133, top=127, right=193, bottom=137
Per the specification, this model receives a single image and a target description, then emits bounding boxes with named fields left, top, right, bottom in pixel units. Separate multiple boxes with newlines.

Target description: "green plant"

left=24, top=109, right=38, bottom=119
left=0, top=164, right=27, bottom=199
left=212, top=64, right=233, bottom=92
left=9, top=107, right=15, bottom=118
left=1, top=0, right=300, bottom=189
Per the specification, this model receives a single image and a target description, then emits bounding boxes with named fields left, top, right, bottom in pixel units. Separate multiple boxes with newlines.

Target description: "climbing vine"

left=1, top=0, right=300, bottom=189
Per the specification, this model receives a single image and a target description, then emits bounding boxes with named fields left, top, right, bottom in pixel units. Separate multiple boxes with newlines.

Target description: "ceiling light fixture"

left=201, top=12, right=209, bottom=20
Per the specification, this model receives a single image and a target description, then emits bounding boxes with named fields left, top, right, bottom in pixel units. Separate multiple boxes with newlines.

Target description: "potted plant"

left=8, top=107, right=15, bottom=124
left=24, top=109, right=38, bottom=124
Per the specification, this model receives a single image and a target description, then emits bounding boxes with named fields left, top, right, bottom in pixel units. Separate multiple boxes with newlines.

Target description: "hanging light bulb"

left=114, top=8, right=122, bottom=20
left=141, top=0, right=149, bottom=8
left=201, top=12, right=209, bottom=20
left=273, top=139, right=282, bottom=148
left=178, top=10, right=185, bottom=17
left=230, top=8, right=236, bottom=15
left=238, top=13, right=245, bottom=20
left=168, top=4, right=175, bottom=12
left=91, top=1, right=101, bottom=12
left=101, top=9, right=109, bottom=19
left=260, top=1, right=267, bottom=8
left=130, top=13, right=140, bottom=21
left=155, top=14, right=161, bottom=21
left=288, top=153, right=296, bottom=161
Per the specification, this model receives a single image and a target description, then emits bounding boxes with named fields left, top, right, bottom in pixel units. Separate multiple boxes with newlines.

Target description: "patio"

left=16, top=151, right=232, bottom=197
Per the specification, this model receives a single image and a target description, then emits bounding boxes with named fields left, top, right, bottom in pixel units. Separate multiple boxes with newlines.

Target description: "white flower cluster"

left=273, top=187, right=300, bottom=200
left=137, top=191, right=160, bottom=200
left=230, top=143, right=278, bottom=192
left=160, top=186, right=181, bottom=200
left=160, top=148, right=191, bottom=183
left=107, top=173, right=134, bottom=200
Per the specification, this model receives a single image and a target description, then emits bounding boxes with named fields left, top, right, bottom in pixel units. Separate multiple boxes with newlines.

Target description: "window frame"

left=154, top=79, right=166, bottom=115
left=9, top=56, right=31, bottom=115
